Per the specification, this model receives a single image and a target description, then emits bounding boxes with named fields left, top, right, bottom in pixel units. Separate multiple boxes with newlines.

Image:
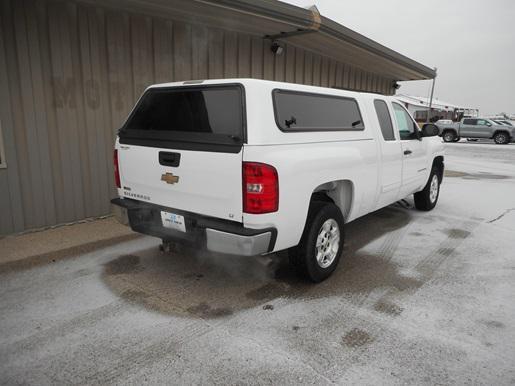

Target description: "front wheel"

left=289, top=202, right=344, bottom=282
left=414, top=168, right=441, bottom=211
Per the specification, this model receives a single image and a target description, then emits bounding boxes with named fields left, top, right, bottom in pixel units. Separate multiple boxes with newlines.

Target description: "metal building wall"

left=0, top=0, right=394, bottom=235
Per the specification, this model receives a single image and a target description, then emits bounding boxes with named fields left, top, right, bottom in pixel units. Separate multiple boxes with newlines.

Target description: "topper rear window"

left=119, top=84, right=245, bottom=153
left=272, top=89, right=364, bottom=132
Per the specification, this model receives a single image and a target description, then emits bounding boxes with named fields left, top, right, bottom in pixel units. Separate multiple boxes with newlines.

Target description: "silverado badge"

left=161, top=172, right=179, bottom=184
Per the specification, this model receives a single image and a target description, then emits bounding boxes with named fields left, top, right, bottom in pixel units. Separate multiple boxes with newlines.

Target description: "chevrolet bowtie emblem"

left=161, top=172, right=179, bottom=184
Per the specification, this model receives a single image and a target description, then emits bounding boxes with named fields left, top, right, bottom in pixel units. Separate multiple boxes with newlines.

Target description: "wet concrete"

left=100, top=206, right=415, bottom=319
left=342, top=328, right=374, bottom=347
left=0, top=217, right=139, bottom=270
left=445, top=170, right=510, bottom=180
left=1, top=143, right=515, bottom=384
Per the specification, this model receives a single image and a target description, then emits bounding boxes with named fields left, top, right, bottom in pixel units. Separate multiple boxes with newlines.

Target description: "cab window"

left=477, top=119, right=489, bottom=126
left=392, top=102, right=419, bottom=140
left=463, top=118, right=477, bottom=125
left=374, top=99, right=395, bottom=141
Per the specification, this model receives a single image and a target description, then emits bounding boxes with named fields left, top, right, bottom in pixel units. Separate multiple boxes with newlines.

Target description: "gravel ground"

left=1, top=142, right=514, bottom=385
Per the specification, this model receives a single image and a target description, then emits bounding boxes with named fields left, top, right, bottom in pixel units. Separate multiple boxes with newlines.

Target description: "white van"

left=112, top=79, right=444, bottom=282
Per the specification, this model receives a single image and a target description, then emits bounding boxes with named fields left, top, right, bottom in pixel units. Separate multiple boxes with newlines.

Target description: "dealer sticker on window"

left=160, top=211, right=186, bottom=233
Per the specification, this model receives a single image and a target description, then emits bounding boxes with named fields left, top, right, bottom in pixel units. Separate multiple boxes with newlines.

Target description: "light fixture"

left=271, top=41, right=284, bottom=55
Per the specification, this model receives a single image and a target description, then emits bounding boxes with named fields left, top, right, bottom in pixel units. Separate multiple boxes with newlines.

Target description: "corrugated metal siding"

left=0, top=0, right=394, bottom=235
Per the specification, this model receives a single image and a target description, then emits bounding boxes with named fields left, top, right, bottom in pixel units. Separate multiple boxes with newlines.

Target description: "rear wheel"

left=414, top=167, right=440, bottom=211
left=289, top=202, right=344, bottom=282
left=493, top=132, right=509, bottom=144
left=442, top=131, right=456, bottom=142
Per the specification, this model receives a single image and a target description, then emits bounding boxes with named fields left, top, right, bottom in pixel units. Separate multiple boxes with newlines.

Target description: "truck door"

left=475, top=119, right=493, bottom=138
left=372, top=99, right=402, bottom=209
left=392, top=102, right=428, bottom=198
left=460, top=118, right=477, bottom=137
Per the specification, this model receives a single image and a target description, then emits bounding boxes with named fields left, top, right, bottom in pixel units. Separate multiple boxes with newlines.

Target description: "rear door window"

left=374, top=100, right=395, bottom=141
left=119, top=85, right=245, bottom=152
left=272, top=90, right=364, bottom=131
left=463, top=118, right=477, bottom=125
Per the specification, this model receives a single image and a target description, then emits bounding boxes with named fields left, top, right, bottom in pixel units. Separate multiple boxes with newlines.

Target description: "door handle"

left=159, top=151, right=181, bottom=167
left=404, top=150, right=412, bottom=155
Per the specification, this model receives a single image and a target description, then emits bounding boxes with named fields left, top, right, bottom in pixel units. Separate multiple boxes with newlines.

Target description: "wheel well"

left=310, top=180, right=353, bottom=222
left=493, top=130, right=510, bottom=138
left=432, top=156, right=444, bottom=182
left=442, top=128, right=456, bottom=136
left=311, top=191, right=334, bottom=204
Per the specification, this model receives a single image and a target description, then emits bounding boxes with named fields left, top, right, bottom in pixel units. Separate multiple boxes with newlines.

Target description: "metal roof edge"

left=202, top=0, right=436, bottom=79
left=319, top=17, right=436, bottom=79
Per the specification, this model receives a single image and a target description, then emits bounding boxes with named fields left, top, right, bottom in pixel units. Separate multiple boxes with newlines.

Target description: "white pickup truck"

left=112, top=79, right=444, bottom=282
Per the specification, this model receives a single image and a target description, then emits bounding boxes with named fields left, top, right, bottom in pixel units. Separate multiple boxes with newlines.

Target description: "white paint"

left=116, top=79, right=444, bottom=252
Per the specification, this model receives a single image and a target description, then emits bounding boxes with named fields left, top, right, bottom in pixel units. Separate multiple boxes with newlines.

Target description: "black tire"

left=289, top=202, right=344, bottom=283
left=414, top=167, right=441, bottom=211
left=452, top=136, right=460, bottom=142
left=442, top=131, right=456, bottom=143
left=493, top=132, right=509, bottom=144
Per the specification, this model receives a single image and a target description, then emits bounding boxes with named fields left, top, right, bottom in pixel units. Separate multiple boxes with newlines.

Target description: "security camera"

left=271, top=42, right=284, bottom=55
left=392, top=81, right=401, bottom=90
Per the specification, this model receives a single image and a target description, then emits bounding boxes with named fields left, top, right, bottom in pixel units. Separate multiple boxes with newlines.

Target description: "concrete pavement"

left=0, top=217, right=139, bottom=273
left=1, top=142, right=514, bottom=384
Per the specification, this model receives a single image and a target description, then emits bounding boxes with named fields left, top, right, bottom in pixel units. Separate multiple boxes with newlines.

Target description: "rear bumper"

left=111, top=198, right=276, bottom=256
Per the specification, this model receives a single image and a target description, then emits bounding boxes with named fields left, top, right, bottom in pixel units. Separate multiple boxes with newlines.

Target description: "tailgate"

left=118, top=145, right=242, bottom=221
left=116, top=83, right=245, bottom=222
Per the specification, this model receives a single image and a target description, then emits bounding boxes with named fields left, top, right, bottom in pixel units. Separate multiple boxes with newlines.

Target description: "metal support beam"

left=426, top=68, right=437, bottom=123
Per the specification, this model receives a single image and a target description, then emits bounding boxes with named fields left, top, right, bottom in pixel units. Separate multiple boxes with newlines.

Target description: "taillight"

left=243, top=162, right=278, bottom=214
left=114, top=149, right=121, bottom=188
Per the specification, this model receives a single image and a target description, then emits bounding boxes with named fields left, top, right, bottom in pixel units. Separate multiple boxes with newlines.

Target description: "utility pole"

left=427, top=67, right=437, bottom=123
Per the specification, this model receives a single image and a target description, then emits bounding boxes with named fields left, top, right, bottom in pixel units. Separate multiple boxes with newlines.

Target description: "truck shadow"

left=102, top=204, right=416, bottom=319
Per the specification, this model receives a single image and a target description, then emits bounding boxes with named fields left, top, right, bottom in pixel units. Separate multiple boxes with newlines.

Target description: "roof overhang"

left=88, top=0, right=436, bottom=81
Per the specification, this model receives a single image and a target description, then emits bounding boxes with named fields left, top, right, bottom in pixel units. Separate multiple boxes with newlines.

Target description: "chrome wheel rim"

left=429, top=174, right=439, bottom=203
left=315, top=219, right=340, bottom=269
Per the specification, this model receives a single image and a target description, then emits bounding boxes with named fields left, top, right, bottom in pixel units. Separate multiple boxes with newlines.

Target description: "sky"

left=283, top=0, right=515, bottom=115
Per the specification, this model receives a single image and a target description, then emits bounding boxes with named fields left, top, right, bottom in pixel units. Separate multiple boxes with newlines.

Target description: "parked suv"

left=437, top=118, right=514, bottom=144
left=112, top=79, right=444, bottom=282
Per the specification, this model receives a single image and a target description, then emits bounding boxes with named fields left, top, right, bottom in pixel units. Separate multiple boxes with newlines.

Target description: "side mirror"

left=486, top=122, right=492, bottom=127
left=421, top=124, right=439, bottom=137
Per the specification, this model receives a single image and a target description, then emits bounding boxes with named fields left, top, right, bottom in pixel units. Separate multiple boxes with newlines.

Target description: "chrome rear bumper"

left=111, top=197, right=276, bottom=256
left=205, top=228, right=272, bottom=256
